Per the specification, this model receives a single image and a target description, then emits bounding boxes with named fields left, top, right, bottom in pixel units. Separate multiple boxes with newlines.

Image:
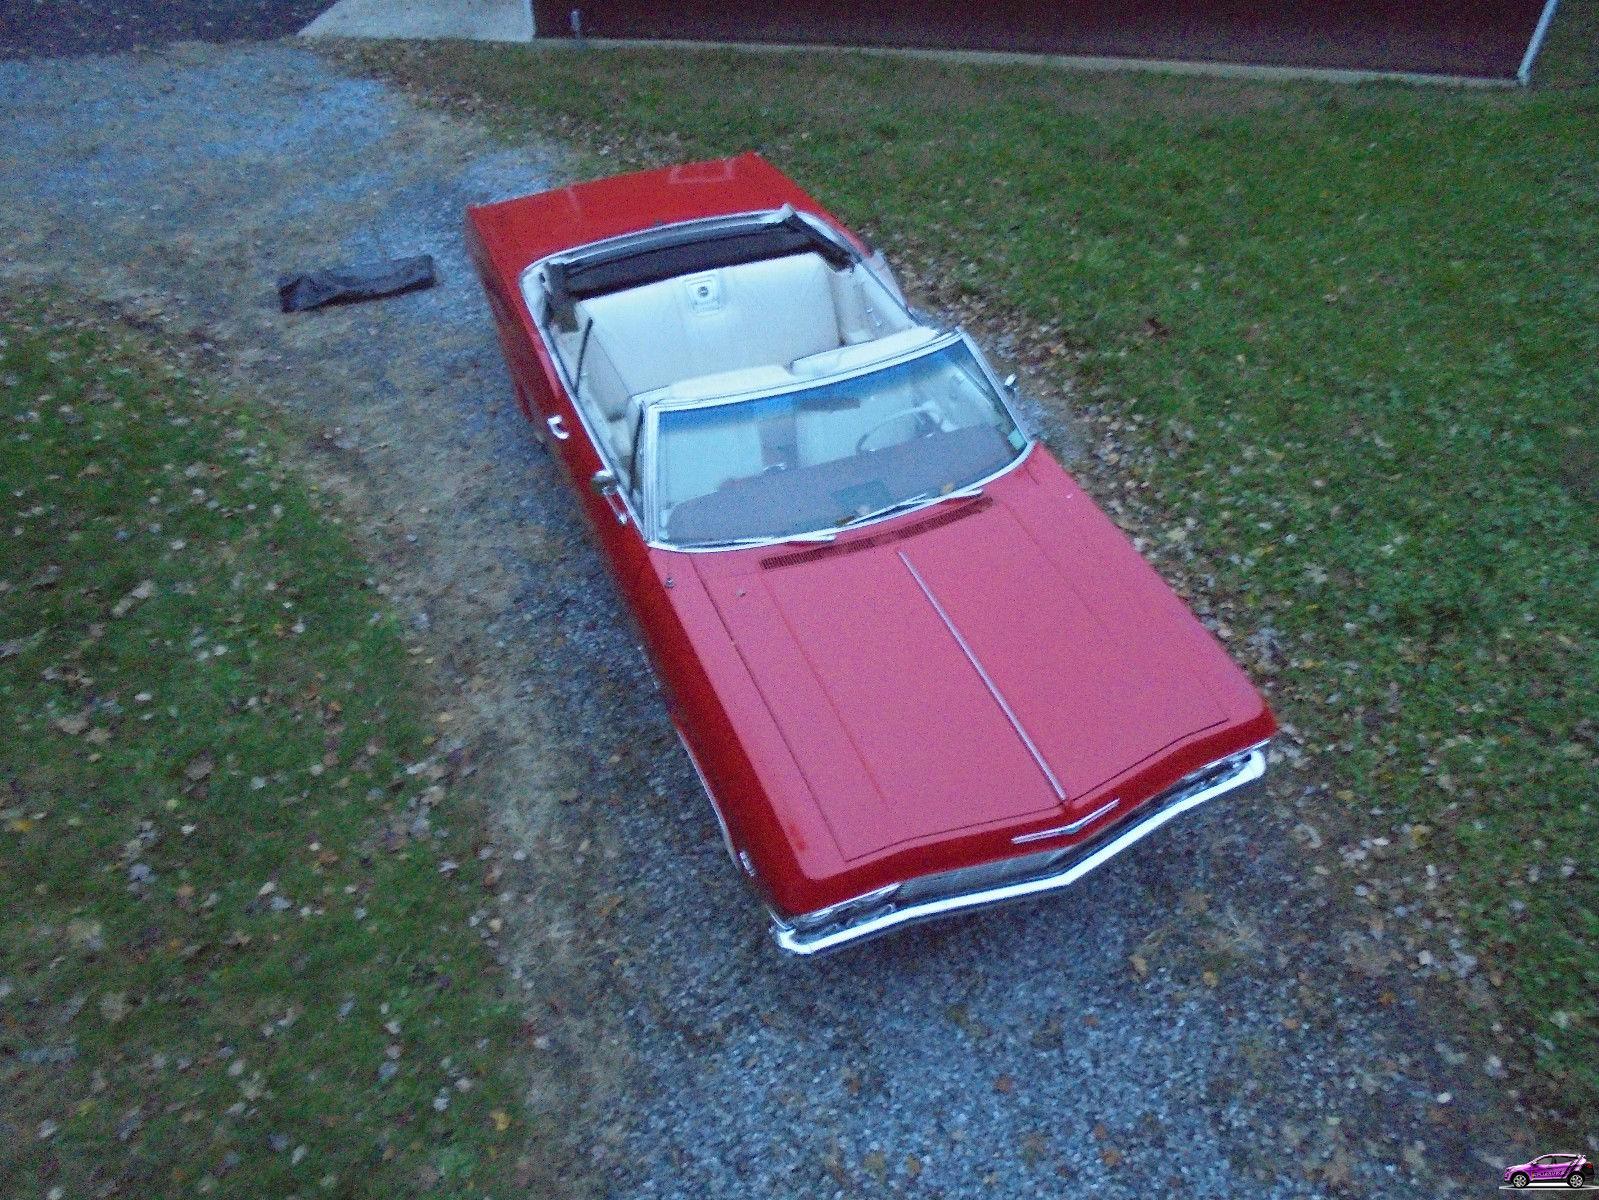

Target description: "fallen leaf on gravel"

left=491, top=1109, right=511, bottom=1132
left=823, top=1154, right=848, bottom=1187
left=85, top=727, right=110, bottom=746
left=863, top=1150, right=887, bottom=1181
left=906, top=1155, right=922, bottom=1179
left=1129, top=953, right=1149, bottom=979
left=184, top=752, right=214, bottom=782
left=1101, top=1147, right=1124, bottom=1168
left=54, top=714, right=89, bottom=736
left=1201, top=970, right=1220, bottom=988
left=99, top=992, right=129, bottom=1023
left=1319, top=1143, right=1353, bottom=1188
left=994, top=1074, right=1015, bottom=1094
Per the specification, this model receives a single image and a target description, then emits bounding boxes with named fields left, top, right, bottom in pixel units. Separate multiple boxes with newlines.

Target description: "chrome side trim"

left=673, top=724, right=742, bottom=873
left=897, top=549, right=1066, bottom=802
left=1012, top=797, right=1120, bottom=844
left=771, top=747, right=1266, bottom=956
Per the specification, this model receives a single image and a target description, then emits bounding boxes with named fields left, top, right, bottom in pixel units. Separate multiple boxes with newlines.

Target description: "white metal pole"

left=1517, top=0, right=1562, bottom=85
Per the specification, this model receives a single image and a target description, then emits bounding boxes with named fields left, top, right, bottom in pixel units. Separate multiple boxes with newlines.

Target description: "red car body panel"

left=466, top=153, right=1276, bottom=923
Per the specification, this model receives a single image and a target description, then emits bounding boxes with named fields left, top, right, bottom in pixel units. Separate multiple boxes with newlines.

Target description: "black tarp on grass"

left=539, top=0, right=1553, bottom=81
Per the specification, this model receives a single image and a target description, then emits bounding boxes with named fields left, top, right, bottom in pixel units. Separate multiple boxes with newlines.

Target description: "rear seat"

left=566, top=253, right=918, bottom=477
left=579, top=253, right=844, bottom=397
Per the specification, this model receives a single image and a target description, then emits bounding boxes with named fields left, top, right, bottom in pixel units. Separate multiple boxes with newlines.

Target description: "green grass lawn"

left=1, top=298, right=535, bottom=1197
left=338, top=32, right=1598, bottom=1111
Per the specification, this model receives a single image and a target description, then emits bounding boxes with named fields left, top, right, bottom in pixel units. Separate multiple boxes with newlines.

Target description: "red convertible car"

left=467, top=153, right=1275, bottom=955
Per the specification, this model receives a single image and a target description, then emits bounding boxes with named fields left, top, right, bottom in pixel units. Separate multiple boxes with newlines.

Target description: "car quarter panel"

left=632, top=551, right=850, bottom=915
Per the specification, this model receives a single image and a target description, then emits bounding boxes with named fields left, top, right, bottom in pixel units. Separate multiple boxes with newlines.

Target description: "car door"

left=569, top=414, right=649, bottom=578
left=1534, top=1156, right=1559, bottom=1181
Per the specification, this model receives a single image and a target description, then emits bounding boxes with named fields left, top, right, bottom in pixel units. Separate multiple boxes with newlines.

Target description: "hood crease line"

left=896, top=549, right=1068, bottom=802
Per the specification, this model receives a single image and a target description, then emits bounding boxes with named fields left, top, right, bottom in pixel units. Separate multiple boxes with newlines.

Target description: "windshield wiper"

left=835, top=480, right=984, bottom=530
left=684, top=529, right=839, bottom=550
left=677, top=483, right=983, bottom=549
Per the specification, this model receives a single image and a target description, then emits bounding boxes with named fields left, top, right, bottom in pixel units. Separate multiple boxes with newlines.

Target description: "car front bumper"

left=770, top=744, right=1268, bottom=956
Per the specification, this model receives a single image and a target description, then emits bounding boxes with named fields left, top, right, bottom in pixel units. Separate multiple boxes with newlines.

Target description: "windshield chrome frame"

left=642, top=328, right=1035, bottom=552
left=516, top=208, right=905, bottom=531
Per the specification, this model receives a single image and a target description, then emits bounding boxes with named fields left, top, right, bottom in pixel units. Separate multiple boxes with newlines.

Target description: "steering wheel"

left=855, top=405, right=936, bottom=455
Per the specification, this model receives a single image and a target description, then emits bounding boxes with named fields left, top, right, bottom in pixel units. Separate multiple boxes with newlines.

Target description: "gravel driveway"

left=0, top=0, right=333, bottom=57
left=0, top=42, right=1534, bottom=1198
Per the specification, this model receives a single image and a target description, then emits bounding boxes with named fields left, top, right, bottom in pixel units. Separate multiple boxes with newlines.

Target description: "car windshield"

left=652, top=339, right=1027, bottom=546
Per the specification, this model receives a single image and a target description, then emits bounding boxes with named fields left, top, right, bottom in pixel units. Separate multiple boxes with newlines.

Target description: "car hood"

left=697, top=494, right=1228, bottom=861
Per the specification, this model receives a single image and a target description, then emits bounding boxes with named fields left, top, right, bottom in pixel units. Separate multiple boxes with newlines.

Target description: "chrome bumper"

left=771, top=745, right=1268, bottom=956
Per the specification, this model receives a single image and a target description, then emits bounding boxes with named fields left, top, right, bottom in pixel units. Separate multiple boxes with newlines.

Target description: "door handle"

left=546, top=414, right=571, bottom=441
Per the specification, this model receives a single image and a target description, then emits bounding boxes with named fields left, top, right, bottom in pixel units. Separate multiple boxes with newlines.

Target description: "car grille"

left=894, top=753, right=1250, bottom=909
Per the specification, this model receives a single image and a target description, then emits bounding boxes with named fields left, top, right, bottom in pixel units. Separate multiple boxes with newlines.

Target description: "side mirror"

left=590, top=468, right=618, bottom=496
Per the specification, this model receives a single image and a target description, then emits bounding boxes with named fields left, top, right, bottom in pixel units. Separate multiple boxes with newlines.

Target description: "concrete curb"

left=300, top=0, right=533, bottom=43
left=552, top=36, right=1520, bottom=89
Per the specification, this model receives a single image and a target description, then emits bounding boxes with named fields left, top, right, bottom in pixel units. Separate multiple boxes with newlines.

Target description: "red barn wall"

left=535, top=1, right=1551, bottom=80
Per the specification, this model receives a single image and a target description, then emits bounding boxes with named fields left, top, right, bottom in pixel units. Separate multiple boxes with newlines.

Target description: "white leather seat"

left=560, top=252, right=920, bottom=474
left=577, top=253, right=842, bottom=396
left=571, top=332, right=636, bottom=469
left=788, top=327, right=937, bottom=379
